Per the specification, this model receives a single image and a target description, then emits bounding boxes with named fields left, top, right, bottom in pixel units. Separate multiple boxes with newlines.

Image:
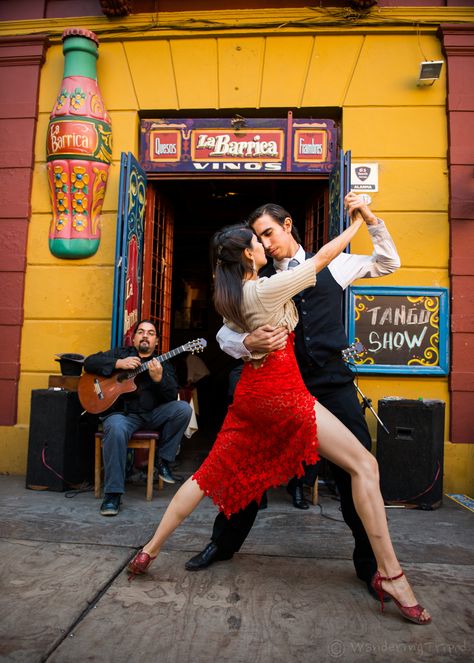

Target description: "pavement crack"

left=41, top=549, right=138, bottom=662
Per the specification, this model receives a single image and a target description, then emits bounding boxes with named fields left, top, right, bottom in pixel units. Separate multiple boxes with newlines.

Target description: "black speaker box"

left=376, top=398, right=445, bottom=510
left=26, top=389, right=95, bottom=491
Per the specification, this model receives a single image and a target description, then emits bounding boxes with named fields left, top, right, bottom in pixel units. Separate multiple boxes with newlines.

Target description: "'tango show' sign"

left=347, top=287, right=449, bottom=375
left=140, top=118, right=337, bottom=173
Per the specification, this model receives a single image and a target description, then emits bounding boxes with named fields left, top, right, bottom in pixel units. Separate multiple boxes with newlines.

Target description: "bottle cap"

left=62, top=28, right=99, bottom=45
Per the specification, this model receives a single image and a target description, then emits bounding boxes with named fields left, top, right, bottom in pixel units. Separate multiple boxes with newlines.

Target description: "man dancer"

left=185, top=193, right=400, bottom=598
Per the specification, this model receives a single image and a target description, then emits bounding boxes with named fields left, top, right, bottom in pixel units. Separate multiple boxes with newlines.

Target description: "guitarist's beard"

left=138, top=340, right=154, bottom=355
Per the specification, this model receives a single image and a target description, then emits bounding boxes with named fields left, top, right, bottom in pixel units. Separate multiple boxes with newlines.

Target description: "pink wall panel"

left=0, top=35, right=46, bottom=425
left=442, top=25, right=474, bottom=443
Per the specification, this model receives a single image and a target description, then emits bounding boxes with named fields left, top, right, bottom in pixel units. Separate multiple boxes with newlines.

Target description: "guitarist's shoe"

left=100, top=493, right=121, bottom=516
left=158, top=459, right=176, bottom=484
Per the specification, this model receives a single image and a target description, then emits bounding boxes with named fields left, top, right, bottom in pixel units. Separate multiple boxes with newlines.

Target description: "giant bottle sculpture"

left=46, top=28, right=112, bottom=258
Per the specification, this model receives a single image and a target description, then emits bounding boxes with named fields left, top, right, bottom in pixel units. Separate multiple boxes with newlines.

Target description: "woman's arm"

left=253, top=217, right=364, bottom=310
left=251, top=213, right=364, bottom=312
left=313, top=215, right=364, bottom=274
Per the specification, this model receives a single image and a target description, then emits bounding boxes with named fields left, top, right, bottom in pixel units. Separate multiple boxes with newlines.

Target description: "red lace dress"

left=193, top=331, right=319, bottom=517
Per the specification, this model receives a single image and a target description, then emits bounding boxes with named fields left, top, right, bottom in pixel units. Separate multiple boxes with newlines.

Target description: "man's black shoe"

left=158, top=459, right=176, bottom=484
left=287, top=484, right=310, bottom=510
left=100, top=493, right=121, bottom=516
left=185, top=542, right=233, bottom=571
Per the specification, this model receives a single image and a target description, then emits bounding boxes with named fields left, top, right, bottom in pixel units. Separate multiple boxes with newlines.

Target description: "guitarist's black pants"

left=209, top=380, right=377, bottom=584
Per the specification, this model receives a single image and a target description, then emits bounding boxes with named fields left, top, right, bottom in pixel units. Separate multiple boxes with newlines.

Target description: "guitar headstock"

left=342, top=341, right=366, bottom=362
left=184, top=338, right=207, bottom=354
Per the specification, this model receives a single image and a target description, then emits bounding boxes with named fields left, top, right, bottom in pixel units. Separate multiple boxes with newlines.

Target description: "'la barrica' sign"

left=140, top=118, right=337, bottom=174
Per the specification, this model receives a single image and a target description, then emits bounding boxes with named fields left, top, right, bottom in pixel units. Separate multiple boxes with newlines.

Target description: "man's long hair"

left=210, top=224, right=255, bottom=331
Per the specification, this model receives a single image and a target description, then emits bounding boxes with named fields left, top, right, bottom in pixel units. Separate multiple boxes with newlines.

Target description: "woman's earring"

left=252, top=258, right=257, bottom=273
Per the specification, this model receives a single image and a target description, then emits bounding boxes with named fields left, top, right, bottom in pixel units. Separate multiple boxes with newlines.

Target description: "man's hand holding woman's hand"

left=243, top=325, right=289, bottom=354
left=344, top=192, right=378, bottom=226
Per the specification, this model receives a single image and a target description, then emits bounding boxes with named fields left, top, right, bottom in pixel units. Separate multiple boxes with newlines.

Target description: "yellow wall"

left=1, top=21, right=472, bottom=494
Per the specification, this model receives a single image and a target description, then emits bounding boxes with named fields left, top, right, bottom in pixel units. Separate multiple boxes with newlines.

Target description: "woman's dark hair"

left=210, top=224, right=255, bottom=331
left=246, top=203, right=301, bottom=244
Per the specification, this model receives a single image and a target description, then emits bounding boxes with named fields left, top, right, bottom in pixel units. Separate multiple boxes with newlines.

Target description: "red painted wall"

left=1, top=1, right=471, bottom=21
left=0, top=1, right=101, bottom=20
left=0, top=36, right=47, bottom=424
left=441, top=25, right=474, bottom=443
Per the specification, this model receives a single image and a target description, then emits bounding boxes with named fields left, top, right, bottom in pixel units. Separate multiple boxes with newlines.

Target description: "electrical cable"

left=41, top=447, right=93, bottom=497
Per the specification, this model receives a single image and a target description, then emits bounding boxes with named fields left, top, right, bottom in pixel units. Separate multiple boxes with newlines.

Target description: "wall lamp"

left=417, top=60, right=444, bottom=86
left=231, top=114, right=246, bottom=131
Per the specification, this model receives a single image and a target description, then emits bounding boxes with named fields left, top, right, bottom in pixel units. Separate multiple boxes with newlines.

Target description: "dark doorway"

left=151, top=177, right=328, bottom=436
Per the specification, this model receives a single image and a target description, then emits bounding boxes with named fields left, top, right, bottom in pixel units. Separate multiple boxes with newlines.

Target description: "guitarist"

left=84, top=320, right=192, bottom=517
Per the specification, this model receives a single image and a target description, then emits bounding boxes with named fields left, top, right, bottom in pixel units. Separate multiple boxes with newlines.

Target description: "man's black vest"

left=260, top=252, right=349, bottom=372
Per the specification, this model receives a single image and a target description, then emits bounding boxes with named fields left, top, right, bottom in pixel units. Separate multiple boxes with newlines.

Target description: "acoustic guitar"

left=78, top=338, right=207, bottom=414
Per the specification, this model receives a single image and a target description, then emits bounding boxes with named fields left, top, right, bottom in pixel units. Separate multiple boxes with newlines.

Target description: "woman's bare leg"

left=315, top=400, right=430, bottom=621
left=141, top=477, right=205, bottom=558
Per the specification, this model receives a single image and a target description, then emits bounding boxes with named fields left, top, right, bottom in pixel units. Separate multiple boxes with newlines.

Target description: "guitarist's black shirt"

left=84, top=346, right=178, bottom=415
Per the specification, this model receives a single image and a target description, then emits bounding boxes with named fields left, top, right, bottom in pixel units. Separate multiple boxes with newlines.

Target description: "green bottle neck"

left=63, top=36, right=98, bottom=79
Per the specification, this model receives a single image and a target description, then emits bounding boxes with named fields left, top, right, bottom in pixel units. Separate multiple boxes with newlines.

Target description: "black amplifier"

left=26, top=389, right=95, bottom=491
left=376, top=398, right=445, bottom=510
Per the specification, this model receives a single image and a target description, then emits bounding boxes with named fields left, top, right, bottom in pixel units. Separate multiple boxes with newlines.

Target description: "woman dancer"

left=128, top=203, right=431, bottom=625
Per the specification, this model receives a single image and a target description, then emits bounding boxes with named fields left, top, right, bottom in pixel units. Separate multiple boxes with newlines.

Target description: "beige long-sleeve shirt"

left=218, top=219, right=400, bottom=360
left=226, top=258, right=316, bottom=360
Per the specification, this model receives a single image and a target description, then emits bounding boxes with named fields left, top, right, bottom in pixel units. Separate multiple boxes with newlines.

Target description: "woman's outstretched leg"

left=314, top=401, right=431, bottom=624
left=128, top=477, right=205, bottom=575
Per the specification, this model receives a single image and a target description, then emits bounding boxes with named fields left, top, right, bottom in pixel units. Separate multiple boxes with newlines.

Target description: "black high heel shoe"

left=371, top=570, right=431, bottom=625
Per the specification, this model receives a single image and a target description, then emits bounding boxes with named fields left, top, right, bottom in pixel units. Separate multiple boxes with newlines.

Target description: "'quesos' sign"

left=139, top=118, right=337, bottom=173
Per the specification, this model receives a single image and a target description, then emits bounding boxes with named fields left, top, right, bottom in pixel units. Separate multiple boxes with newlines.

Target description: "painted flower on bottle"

left=72, top=213, right=87, bottom=232
left=70, top=87, right=86, bottom=110
left=56, top=89, right=69, bottom=111
left=71, top=166, right=89, bottom=192
left=56, top=213, right=68, bottom=232
left=57, top=191, right=68, bottom=213
left=72, top=191, right=87, bottom=214
left=54, top=165, right=68, bottom=190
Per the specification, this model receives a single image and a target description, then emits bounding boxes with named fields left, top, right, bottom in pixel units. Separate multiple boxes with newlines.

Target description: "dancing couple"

left=127, top=195, right=431, bottom=625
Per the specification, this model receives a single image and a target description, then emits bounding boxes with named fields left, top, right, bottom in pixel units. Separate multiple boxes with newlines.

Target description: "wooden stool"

left=95, top=431, right=163, bottom=501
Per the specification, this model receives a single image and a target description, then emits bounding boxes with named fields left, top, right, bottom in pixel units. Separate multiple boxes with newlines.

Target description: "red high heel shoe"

left=127, top=550, right=156, bottom=580
left=371, top=571, right=432, bottom=625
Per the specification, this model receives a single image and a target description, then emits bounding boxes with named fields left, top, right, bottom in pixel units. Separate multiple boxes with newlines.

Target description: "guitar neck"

left=126, top=345, right=187, bottom=379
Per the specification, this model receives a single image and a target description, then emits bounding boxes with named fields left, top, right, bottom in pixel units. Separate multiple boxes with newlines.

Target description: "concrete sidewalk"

left=1, top=445, right=473, bottom=663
